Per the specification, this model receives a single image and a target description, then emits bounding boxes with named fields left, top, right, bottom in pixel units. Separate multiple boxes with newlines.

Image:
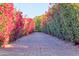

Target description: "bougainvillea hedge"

left=0, top=3, right=35, bottom=48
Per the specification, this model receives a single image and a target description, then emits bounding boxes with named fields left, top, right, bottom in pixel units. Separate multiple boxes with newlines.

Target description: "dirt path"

left=0, top=32, right=79, bottom=56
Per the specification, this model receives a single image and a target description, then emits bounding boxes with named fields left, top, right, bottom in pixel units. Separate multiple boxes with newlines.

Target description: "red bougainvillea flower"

left=27, top=19, right=35, bottom=33
left=0, top=3, right=14, bottom=48
left=3, top=3, right=14, bottom=10
left=0, top=6, right=3, bottom=12
left=0, top=32, right=3, bottom=39
left=23, top=18, right=35, bottom=35
left=0, top=3, right=35, bottom=48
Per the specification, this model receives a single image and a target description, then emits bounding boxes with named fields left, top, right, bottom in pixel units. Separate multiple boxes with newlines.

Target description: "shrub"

left=43, top=3, right=79, bottom=43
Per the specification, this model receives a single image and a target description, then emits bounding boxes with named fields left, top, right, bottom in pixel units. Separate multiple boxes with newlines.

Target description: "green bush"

left=43, top=4, right=79, bottom=43
left=34, top=16, right=42, bottom=32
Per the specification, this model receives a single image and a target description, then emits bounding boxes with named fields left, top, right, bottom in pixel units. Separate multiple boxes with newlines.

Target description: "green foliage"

left=34, top=16, right=42, bottom=32
left=43, top=3, right=79, bottom=43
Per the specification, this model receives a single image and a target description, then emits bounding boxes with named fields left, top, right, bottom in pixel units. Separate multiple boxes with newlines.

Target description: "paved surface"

left=0, top=32, right=79, bottom=56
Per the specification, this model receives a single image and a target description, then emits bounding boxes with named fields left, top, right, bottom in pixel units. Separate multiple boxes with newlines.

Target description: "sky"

left=14, top=3, right=49, bottom=18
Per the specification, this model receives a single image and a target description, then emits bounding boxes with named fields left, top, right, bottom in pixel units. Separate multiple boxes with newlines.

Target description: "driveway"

left=0, top=32, right=79, bottom=56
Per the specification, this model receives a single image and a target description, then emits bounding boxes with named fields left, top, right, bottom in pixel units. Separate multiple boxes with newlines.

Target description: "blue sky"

left=14, top=3, right=49, bottom=18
